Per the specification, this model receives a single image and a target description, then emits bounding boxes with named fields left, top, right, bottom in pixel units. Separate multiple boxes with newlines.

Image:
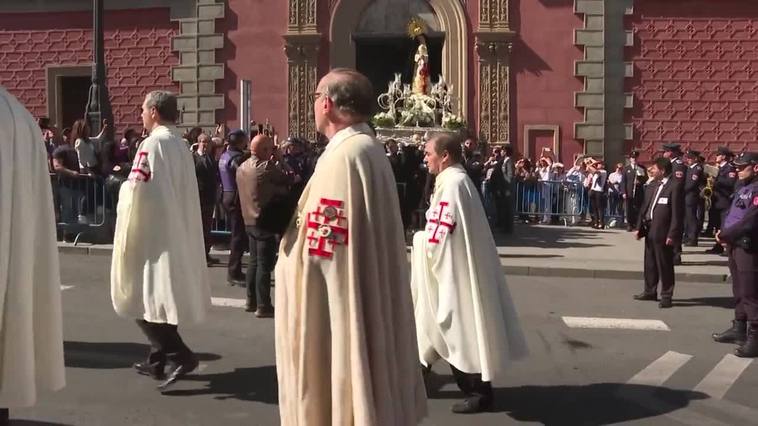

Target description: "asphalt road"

left=12, top=254, right=758, bottom=426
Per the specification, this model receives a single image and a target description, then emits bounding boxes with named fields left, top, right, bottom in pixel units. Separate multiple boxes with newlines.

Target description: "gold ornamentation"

left=407, top=17, right=428, bottom=39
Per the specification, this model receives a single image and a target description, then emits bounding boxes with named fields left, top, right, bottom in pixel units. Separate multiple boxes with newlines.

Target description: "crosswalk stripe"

left=627, top=351, right=692, bottom=386
left=61, top=285, right=74, bottom=291
left=562, top=316, right=670, bottom=331
left=693, top=354, right=753, bottom=399
left=211, top=297, right=246, bottom=308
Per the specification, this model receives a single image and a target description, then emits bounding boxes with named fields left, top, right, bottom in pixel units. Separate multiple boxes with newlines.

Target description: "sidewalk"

left=58, top=224, right=731, bottom=284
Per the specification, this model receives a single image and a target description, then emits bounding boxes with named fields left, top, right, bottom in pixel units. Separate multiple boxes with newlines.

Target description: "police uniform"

left=664, top=144, right=687, bottom=265
left=683, top=151, right=706, bottom=246
left=712, top=153, right=758, bottom=357
left=219, top=130, right=250, bottom=284
left=621, top=151, right=646, bottom=231
left=707, top=147, right=737, bottom=254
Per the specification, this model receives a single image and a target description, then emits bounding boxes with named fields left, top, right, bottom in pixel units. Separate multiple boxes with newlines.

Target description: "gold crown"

left=407, top=17, right=427, bottom=39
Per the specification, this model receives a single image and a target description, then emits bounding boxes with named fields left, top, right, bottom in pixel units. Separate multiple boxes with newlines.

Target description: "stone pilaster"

left=477, top=0, right=514, bottom=145
left=285, top=0, right=321, bottom=140
left=171, top=0, right=225, bottom=130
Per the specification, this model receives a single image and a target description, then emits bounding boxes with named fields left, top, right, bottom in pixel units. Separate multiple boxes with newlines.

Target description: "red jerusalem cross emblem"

left=306, top=198, right=349, bottom=259
left=426, top=201, right=456, bottom=244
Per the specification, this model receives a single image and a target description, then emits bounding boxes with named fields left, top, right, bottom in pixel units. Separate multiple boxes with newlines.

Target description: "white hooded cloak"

left=0, top=87, right=65, bottom=407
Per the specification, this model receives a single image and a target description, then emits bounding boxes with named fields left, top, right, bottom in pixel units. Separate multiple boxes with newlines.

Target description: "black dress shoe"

left=157, top=358, right=199, bottom=391
left=659, top=298, right=673, bottom=309
left=255, top=305, right=275, bottom=318
left=633, top=292, right=658, bottom=301
left=451, top=396, right=492, bottom=414
left=713, top=320, right=747, bottom=344
left=1, top=408, right=9, bottom=426
left=673, top=257, right=682, bottom=266
left=705, top=245, right=724, bottom=254
left=133, top=361, right=165, bottom=380
left=626, top=225, right=634, bottom=232
left=206, top=256, right=220, bottom=265
left=684, top=242, right=698, bottom=247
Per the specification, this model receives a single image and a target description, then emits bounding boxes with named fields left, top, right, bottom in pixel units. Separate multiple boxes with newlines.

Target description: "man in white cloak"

left=0, top=87, right=65, bottom=425
left=111, top=91, right=211, bottom=391
left=275, top=68, right=427, bottom=425
left=411, top=133, right=528, bottom=413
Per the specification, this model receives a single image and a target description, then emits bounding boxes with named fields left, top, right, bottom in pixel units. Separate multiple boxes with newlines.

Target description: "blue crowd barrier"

left=513, top=180, right=625, bottom=227
left=50, top=173, right=115, bottom=244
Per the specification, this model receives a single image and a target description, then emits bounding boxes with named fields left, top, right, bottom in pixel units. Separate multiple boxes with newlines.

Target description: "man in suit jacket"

left=634, top=157, right=684, bottom=308
left=621, top=150, right=647, bottom=231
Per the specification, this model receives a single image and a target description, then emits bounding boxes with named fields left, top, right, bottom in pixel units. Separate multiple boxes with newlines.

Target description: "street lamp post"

left=85, top=0, right=113, bottom=135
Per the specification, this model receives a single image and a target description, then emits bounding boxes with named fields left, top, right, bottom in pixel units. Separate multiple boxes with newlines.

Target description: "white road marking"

left=693, top=354, right=753, bottom=399
left=197, top=363, right=208, bottom=373
left=61, top=285, right=74, bottom=291
left=627, top=351, right=692, bottom=386
left=562, top=316, right=670, bottom=331
left=211, top=297, right=246, bottom=308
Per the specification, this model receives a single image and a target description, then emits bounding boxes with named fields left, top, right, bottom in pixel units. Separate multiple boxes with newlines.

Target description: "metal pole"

left=85, top=0, right=113, bottom=135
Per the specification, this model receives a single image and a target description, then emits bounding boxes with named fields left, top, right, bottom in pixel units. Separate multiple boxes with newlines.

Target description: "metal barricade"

left=50, top=173, right=115, bottom=244
left=514, top=179, right=587, bottom=225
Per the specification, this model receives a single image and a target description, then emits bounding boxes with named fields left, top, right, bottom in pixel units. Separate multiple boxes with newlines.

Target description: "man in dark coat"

left=683, top=150, right=706, bottom=246
left=634, top=157, right=684, bottom=309
left=706, top=146, right=737, bottom=254
left=621, top=150, right=646, bottom=231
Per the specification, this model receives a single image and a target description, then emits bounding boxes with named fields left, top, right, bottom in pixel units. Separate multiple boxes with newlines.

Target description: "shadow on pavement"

left=9, top=421, right=73, bottom=426
left=430, top=380, right=708, bottom=424
left=161, top=365, right=278, bottom=404
left=494, top=226, right=613, bottom=249
left=63, top=341, right=221, bottom=369
left=673, top=297, right=735, bottom=309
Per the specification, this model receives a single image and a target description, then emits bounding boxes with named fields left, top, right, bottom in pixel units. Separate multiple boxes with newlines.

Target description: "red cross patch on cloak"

left=425, top=201, right=456, bottom=244
left=306, top=198, right=349, bottom=259
left=129, top=151, right=151, bottom=182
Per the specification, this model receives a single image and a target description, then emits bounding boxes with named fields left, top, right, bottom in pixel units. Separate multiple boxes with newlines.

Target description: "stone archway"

left=330, top=0, right=469, bottom=119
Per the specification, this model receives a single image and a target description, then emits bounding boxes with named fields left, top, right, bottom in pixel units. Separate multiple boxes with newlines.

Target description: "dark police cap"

left=717, top=146, right=733, bottom=156
left=685, top=149, right=700, bottom=158
left=661, top=143, right=681, bottom=152
left=227, top=128, right=247, bottom=142
left=733, top=152, right=758, bottom=166
left=629, top=150, right=640, bottom=158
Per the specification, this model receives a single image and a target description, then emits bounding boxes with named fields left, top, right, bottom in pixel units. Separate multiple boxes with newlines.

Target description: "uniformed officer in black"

left=706, top=147, right=737, bottom=254
left=683, top=150, right=706, bottom=246
left=621, top=150, right=647, bottom=231
left=712, top=152, right=758, bottom=357
left=634, top=157, right=683, bottom=309
left=662, top=143, right=687, bottom=265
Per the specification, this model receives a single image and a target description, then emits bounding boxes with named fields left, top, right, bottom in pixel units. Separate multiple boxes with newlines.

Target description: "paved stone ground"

left=59, top=223, right=732, bottom=283
left=11, top=254, right=758, bottom=426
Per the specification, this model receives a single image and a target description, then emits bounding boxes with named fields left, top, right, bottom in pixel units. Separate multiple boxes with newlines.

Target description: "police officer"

left=683, top=150, right=706, bottom=246
left=706, top=147, right=737, bottom=254
left=712, top=152, right=758, bottom=357
left=219, top=129, right=249, bottom=286
left=662, top=143, right=687, bottom=265
left=621, top=150, right=646, bottom=231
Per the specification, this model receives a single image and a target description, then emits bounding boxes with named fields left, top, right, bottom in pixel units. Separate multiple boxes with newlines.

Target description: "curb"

left=59, top=244, right=731, bottom=284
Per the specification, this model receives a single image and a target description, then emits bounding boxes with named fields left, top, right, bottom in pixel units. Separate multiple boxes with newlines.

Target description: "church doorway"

left=350, top=0, right=444, bottom=106
left=354, top=34, right=444, bottom=104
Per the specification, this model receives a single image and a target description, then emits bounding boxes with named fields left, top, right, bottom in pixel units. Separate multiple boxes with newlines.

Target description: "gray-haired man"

left=111, top=91, right=211, bottom=391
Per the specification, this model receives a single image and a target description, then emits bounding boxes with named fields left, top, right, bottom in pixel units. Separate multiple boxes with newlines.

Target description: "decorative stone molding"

left=475, top=31, right=514, bottom=145
left=171, top=0, right=225, bottom=130
left=288, top=0, right=317, bottom=31
left=284, top=33, right=320, bottom=140
left=479, top=0, right=509, bottom=31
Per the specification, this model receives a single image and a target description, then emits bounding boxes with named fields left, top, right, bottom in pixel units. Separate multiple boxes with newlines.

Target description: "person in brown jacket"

left=236, top=135, right=294, bottom=317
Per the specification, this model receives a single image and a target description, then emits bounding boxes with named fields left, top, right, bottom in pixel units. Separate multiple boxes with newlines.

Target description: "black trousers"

left=222, top=192, right=247, bottom=279
left=644, top=238, right=676, bottom=298
left=590, top=191, right=606, bottom=226
left=707, top=206, right=726, bottom=234
left=450, top=364, right=493, bottom=400
left=684, top=202, right=702, bottom=245
left=245, top=226, right=277, bottom=308
left=135, top=319, right=194, bottom=370
left=200, top=202, right=215, bottom=258
left=625, top=193, right=643, bottom=229
left=728, top=247, right=758, bottom=322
